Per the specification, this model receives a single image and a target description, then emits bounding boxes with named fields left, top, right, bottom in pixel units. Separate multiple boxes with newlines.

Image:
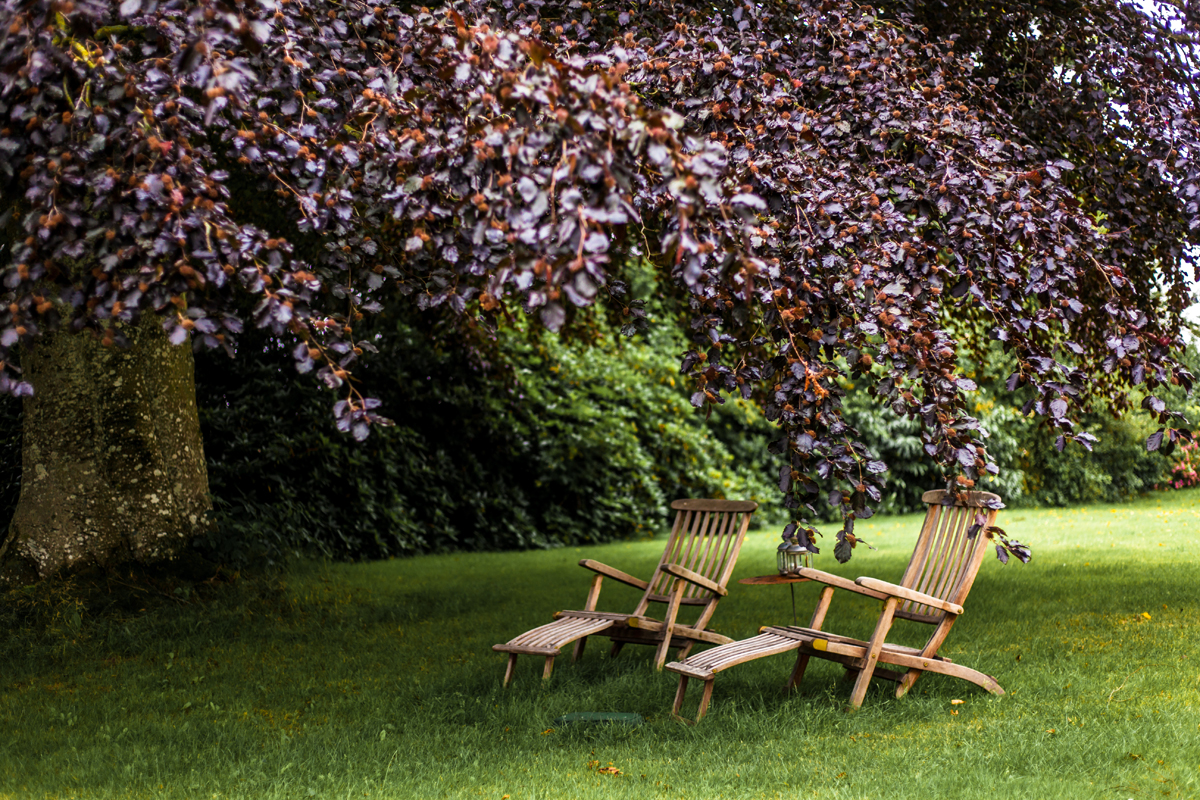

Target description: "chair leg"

left=788, top=587, right=832, bottom=691
left=848, top=597, right=898, bottom=709
left=609, top=641, right=625, bottom=659
left=895, top=669, right=922, bottom=698
left=696, top=679, right=715, bottom=722
left=787, top=652, right=811, bottom=691
left=654, top=579, right=686, bottom=671
left=809, top=586, right=835, bottom=629
left=672, top=676, right=690, bottom=719
left=503, top=654, right=518, bottom=688
left=542, top=655, right=556, bottom=680
left=572, top=636, right=587, bottom=663
left=675, top=641, right=695, bottom=662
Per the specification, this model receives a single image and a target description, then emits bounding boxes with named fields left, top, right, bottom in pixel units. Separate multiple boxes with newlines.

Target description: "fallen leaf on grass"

left=1142, top=612, right=1152, bottom=620
left=950, top=699, right=964, bottom=705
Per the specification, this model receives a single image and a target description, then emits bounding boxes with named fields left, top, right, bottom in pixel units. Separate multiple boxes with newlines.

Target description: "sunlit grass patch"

left=2, top=489, right=1200, bottom=798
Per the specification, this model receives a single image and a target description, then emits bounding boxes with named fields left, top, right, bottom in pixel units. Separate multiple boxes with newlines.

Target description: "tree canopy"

left=2, top=0, right=1198, bottom=562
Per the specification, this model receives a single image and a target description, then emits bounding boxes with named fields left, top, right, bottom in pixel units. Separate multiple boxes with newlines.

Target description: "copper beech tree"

left=1, top=0, right=1198, bottom=581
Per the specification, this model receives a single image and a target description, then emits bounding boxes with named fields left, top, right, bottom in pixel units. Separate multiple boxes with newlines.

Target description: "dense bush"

left=1013, top=412, right=1167, bottom=506
left=834, top=340, right=1182, bottom=514
left=1, top=314, right=1190, bottom=566
left=1162, top=441, right=1200, bottom=490
left=194, top=301, right=783, bottom=565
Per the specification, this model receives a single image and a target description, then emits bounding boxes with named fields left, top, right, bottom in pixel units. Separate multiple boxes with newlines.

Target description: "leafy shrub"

left=194, top=303, right=781, bottom=565
left=1160, top=440, right=1200, bottom=490
left=1012, top=411, right=1167, bottom=506
left=835, top=371, right=1169, bottom=513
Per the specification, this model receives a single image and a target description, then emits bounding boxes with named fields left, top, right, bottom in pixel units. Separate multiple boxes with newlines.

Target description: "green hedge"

left=192, top=305, right=783, bottom=565
left=0, top=320, right=1186, bottom=567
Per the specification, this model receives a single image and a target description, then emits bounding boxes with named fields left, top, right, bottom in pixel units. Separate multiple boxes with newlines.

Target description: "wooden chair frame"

left=494, top=499, right=757, bottom=686
left=667, top=490, right=1005, bottom=721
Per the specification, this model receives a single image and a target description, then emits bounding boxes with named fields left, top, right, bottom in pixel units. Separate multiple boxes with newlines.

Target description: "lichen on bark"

left=0, top=317, right=210, bottom=586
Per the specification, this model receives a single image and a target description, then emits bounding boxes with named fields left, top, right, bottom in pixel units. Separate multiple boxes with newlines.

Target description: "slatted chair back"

left=894, top=490, right=1001, bottom=624
left=631, top=499, right=756, bottom=626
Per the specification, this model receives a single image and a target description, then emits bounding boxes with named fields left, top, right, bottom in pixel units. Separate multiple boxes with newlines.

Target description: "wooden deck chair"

left=667, top=490, right=1004, bottom=721
left=494, top=499, right=757, bottom=686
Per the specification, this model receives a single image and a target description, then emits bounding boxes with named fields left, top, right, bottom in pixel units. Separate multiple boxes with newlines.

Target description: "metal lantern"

left=784, top=539, right=809, bottom=573
left=777, top=533, right=810, bottom=574
left=776, top=536, right=791, bottom=575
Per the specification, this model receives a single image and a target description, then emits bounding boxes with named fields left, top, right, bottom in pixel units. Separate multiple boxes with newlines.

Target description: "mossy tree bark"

left=0, top=317, right=211, bottom=586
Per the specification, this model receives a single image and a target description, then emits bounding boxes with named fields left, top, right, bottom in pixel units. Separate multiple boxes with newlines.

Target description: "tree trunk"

left=0, top=317, right=211, bottom=586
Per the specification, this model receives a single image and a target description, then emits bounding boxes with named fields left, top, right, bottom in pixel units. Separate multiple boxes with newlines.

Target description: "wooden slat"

left=553, top=610, right=637, bottom=622
left=913, top=502, right=955, bottom=599
left=685, top=512, right=722, bottom=598
left=666, top=661, right=715, bottom=680
left=699, top=511, right=739, bottom=597
left=661, top=563, right=726, bottom=596
left=931, top=507, right=975, bottom=608
left=642, top=593, right=709, bottom=607
left=492, top=643, right=560, bottom=656
left=794, top=567, right=889, bottom=600
left=692, top=509, right=751, bottom=631
left=855, top=577, right=963, bottom=615
left=894, top=608, right=942, bottom=625
left=579, top=559, right=648, bottom=590
left=666, top=630, right=803, bottom=676
left=738, top=574, right=814, bottom=585
left=907, top=501, right=959, bottom=616
left=671, top=499, right=758, bottom=512
left=920, top=489, right=1002, bottom=507
left=626, top=616, right=732, bottom=645
left=677, top=511, right=713, bottom=598
left=948, top=508, right=998, bottom=606
left=929, top=505, right=971, bottom=601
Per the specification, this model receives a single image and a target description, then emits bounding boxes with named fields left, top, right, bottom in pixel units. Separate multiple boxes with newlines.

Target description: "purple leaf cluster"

left=2, top=0, right=1199, bottom=560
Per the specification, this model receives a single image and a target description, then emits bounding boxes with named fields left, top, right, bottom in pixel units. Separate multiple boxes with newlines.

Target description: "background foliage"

left=2, top=327, right=1193, bottom=566
left=192, top=272, right=784, bottom=564
left=184, top=325, right=1198, bottom=565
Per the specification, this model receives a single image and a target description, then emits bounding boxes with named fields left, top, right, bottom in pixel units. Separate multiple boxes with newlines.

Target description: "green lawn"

left=3, top=490, right=1200, bottom=799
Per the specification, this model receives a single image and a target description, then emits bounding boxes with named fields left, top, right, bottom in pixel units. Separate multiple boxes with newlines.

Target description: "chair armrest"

left=854, top=577, right=964, bottom=615
left=579, top=559, right=649, bottom=591
left=795, top=567, right=889, bottom=600
left=660, top=563, right=727, bottom=596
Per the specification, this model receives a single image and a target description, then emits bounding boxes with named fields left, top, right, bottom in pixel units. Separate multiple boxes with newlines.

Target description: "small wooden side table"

left=738, top=574, right=812, bottom=624
left=738, top=574, right=812, bottom=586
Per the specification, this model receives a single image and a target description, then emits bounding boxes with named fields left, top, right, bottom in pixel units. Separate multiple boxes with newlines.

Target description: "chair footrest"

left=492, top=643, right=560, bottom=656
left=494, top=615, right=616, bottom=655
left=664, top=662, right=715, bottom=680
left=665, top=629, right=809, bottom=678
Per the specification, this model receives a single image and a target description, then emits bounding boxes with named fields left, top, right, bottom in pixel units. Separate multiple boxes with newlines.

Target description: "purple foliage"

left=2, top=0, right=1199, bottom=560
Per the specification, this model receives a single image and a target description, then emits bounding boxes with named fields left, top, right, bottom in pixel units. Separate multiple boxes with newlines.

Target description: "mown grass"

left=2, top=490, right=1200, bottom=799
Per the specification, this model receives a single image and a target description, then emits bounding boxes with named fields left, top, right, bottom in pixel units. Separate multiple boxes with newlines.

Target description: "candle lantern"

left=777, top=532, right=810, bottom=574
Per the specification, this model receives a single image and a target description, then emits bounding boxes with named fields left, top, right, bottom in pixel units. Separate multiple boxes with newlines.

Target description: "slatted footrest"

left=493, top=614, right=616, bottom=656
left=665, top=628, right=812, bottom=678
